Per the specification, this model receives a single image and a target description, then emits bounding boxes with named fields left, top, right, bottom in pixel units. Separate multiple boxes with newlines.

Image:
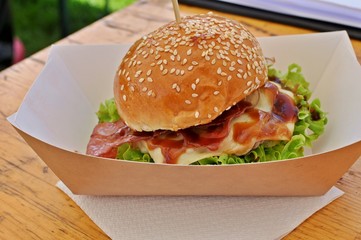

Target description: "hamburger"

left=86, top=13, right=327, bottom=165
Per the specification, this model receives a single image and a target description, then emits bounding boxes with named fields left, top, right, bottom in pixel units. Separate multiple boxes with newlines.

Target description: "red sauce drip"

left=273, top=93, right=298, bottom=122
left=233, top=83, right=298, bottom=145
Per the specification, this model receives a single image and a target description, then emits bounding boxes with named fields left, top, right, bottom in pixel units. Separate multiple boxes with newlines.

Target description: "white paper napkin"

left=57, top=182, right=343, bottom=240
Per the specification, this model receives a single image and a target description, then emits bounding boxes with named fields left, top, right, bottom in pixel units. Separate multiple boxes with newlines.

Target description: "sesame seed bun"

left=114, top=13, right=268, bottom=131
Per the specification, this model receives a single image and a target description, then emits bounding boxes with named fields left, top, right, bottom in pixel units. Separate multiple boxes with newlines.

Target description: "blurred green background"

left=10, top=0, right=136, bottom=57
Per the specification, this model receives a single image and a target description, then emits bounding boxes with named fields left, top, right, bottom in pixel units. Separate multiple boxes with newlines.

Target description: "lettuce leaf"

left=116, top=143, right=154, bottom=163
left=96, top=98, right=120, bottom=123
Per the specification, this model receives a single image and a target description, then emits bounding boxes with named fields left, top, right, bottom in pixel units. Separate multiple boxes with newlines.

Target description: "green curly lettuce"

left=116, top=143, right=154, bottom=163
left=96, top=98, right=120, bottom=123
left=97, top=64, right=327, bottom=164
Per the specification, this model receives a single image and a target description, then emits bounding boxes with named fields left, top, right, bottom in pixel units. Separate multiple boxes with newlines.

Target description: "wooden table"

left=1, top=0, right=361, bottom=239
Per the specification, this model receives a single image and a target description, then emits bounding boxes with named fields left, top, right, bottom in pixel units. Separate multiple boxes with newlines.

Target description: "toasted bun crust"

left=114, top=13, right=268, bottom=131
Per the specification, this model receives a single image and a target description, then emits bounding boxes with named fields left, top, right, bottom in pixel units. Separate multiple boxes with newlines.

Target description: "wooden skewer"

left=171, top=0, right=181, bottom=23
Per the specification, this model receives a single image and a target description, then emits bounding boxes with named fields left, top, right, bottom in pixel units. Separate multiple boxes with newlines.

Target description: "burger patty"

left=87, top=81, right=298, bottom=164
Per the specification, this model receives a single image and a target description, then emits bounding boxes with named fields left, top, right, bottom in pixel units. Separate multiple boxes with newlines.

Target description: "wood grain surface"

left=1, top=0, right=360, bottom=239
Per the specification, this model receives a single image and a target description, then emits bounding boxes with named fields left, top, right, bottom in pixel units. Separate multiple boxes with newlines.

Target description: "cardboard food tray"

left=8, top=31, right=361, bottom=196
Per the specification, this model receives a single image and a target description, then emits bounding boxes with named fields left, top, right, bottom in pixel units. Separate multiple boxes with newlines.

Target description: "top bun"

left=114, top=13, right=268, bottom=131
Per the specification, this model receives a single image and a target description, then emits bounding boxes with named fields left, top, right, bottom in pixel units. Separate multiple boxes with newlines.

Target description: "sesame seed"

left=180, top=70, right=185, bottom=75
left=192, top=93, right=198, bottom=98
left=170, top=55, right=175, bottom=61
left=237, top=73, right=242, bottom=79
left=208, top=114, right=212, bottom=119
left=135, top=70, right=142, bottom=77
left=142, top=87, right=148, bottom=92
left=146, top=70, right=152, bottom=76
left=195, top=111, right=200, bottom=118
left=217, top=67, right=222, bottom=74
left=170, top=68, right=176, bottom=74
left=150, top=63, right=156, bottom=67
left=182, top=59, right=188, bottom=65
left=177, top=55, right=181, bottom=61
left=185, top=100, right=191, bottom=104
left=130, top=86, right=135, bottom=92
left=214, top=91, right=220, bottom=95
left=120, top=84, right=124, bottom=91
left=192, top=61, right=198, bottom=65
left=162, top=69, right=168, bottom=75
left=243, top=73, right=248, bottom=79
left=157, top=60, right=162, bottom=65
left=247, top=81, right=252, bottom=86
left=188, top=66, right=194, bottom=71
left=147, top=77, right=153, bottom=82
left=211, top=59, right=216, bottom=65
left=221, top=72, right=227, bottom=76
left=229, top=66, right=235, bottom=71
left=237, top=59, right=243, bottom=65
left=126, top=77, right=131, bottom=81
left=227, top=75, right=232, bottom=81
left=218, top=80, right=222, bottom=86
left=214, top=107, right=219, bottom=112
left=176, top=69, right=180, bottom=75
left=160, top=65, right=164, bottom=71
left=147, top=90, right=153, bottom=96
left=187, top=49, right=192, bottom=55
left=139, top=78, right=145, bottom=83
left=122, top=95, right=127, bottom=101
left=176, top=86, right=181, bottom=92
left=195, top=78, right=200, bottom=84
